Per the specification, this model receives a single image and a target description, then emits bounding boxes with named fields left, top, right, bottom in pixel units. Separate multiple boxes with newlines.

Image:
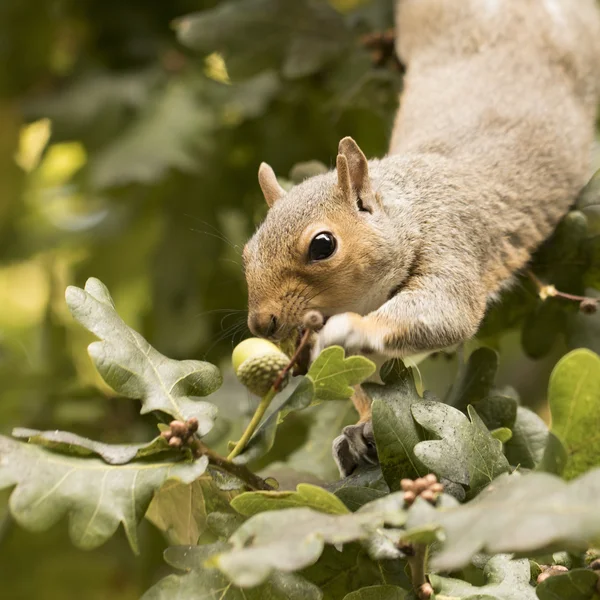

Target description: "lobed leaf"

left=0, top=435, right=207, bottom=553
left=307, top=346, right=376, bottom=402
left=430, top=555, right=537, bottom=600
left=12, top=428, right=169, bottom=465
left=411, top=402, right=510, bottom=495
left=535, top=568, right=600, bottom=600
left=65, top=278, right=221, bottom=433
left=405, top=469, right=600, bottom=571
left=215, top=492, right=408, bottom=587
left=142, top=542, right=322, bottom=599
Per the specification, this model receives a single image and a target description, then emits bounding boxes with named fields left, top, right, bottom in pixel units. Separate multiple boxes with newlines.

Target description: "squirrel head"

left=243, top=137, right=408, bottom=341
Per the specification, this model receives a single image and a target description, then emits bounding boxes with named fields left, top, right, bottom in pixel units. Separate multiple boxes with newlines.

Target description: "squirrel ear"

left=258, top=162, right=286, bottom=207
left=336, top=137, right=377, bottom=210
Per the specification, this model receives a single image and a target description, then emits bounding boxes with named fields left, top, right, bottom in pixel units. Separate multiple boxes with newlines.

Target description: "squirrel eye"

left=308, top=232, right=337, bottom=262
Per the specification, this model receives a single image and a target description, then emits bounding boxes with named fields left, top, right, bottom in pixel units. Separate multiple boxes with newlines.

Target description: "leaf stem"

left=407, top=543, right=430, bottom=597
left=226, top=388, right=276, bottom=461
left=226, top=328, right=313, bottom=461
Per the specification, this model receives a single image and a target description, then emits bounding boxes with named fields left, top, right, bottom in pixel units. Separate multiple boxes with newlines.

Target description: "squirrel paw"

left=312, top=313, right=384, bottom=360
left=332, top=420, right=379, bottom=477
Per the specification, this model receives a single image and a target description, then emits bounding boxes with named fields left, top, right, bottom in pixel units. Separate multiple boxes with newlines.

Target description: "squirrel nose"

left=249, top=313, right=278, bottom=338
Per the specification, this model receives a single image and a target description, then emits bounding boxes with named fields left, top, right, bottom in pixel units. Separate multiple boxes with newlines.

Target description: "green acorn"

left=232, top=338, right=289, bottom=396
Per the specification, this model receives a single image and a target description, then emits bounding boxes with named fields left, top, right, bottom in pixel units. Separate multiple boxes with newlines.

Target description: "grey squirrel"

left=242, top=0, right=600, bottom=476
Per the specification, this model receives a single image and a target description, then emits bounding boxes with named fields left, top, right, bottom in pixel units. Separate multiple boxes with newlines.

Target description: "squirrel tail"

left=395, top=0, right=600, bottom=106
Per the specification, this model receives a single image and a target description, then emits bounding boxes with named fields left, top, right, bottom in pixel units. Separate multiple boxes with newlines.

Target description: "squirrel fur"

left=243, top=0, right=600, bottom=475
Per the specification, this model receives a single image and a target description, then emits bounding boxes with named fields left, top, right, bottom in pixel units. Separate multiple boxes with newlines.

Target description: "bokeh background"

left=0, top=1, right=598, bottom=598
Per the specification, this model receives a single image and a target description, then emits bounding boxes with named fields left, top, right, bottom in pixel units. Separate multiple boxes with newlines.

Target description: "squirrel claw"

left=332, top=420, right=379, bottom=477
left=312, top=313, right=382, bottom=360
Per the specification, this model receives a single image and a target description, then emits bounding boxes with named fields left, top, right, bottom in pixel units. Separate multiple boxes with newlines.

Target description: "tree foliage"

left=1, top=0, right=600, bottom=598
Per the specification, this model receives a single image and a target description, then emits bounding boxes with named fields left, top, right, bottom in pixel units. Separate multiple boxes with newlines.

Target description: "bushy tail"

left=395, top=0, right=600, bottom=108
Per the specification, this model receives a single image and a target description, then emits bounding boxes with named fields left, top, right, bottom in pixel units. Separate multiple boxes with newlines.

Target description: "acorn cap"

left=232, top=338, right=290, bottom=396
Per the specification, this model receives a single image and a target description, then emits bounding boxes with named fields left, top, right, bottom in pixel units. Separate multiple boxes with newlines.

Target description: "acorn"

left=232, top=338, right=290, bottom=396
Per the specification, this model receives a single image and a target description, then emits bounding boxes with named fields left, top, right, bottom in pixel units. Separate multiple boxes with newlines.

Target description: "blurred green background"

left=0, top=0, right=598, bottom=597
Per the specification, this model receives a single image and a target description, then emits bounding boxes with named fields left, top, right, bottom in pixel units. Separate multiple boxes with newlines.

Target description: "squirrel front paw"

left=312, top=313, right=385, bottom=360
left=332, top=420, right=378, bottom=477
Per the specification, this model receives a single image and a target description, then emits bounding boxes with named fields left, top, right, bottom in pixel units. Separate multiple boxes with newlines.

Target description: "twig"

left=408, top=543, right=428, bottom=589
left=406, top=544, right=433, bottom=599
left=527, top=270, right=593, bottom=302
left=192, top=439, right=274, bottom=491
left=272, top=328, right=312, bottom=392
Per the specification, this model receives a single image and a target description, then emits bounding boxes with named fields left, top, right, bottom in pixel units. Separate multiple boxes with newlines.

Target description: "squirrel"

left=242, top=0, right=600, bottom=476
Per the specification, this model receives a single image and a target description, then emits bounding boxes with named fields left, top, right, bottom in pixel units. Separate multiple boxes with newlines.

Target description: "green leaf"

left=567, top=295, right=600, bottom=356
left=302, top=543, right=410, bottom=600
left=369, top=361, right=428, bottom=490
left=215, top=492, right=408, bottom=586
left=12, top=428, right=169, bottom=465
left=521, top=300, right=566, bottom=359
left=342, top=585, right=407, bottom=600
left=142, top=542, right=323, bottom=599
left=536, top=568, right=600, bottom=600
left=538, top=432, right=569, bottom=476
left=503, top=407, right=555, bottom=471
left=307, top=346, right=376, bottom=402
left=490, top=427, right=512, bottom=443
left=334, top=487, right=387, bottom=512
left=430, top=555, right=537, bottom=600
left=90, top=76, right=215, bottom=188
left=548, top=349, right=600, bottom=479
left=405, top=469, right=600, bottom=571
left=583, top=237, right=600, bottom=291
left=445, top=347, right=499, bottom=411
left=234, top=378, right=315, bottom=465
left=471, top=395, right=518, bottom=431
left=66, top=278, right=221, bottom=432
left=145, top=476, right=235, bottom=545
left=411, top=402, right=510, bottom=495
left=532, top=210, right=590, bottom=292
left=231, top=483, right=349, bottom=517
left=0, top=435, right=208, bottom=553
left=327, top=466, right=389, bottom=496
left=176, top=0, right=351, bottom=80
left=477, top=276, right=537, bottom=340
